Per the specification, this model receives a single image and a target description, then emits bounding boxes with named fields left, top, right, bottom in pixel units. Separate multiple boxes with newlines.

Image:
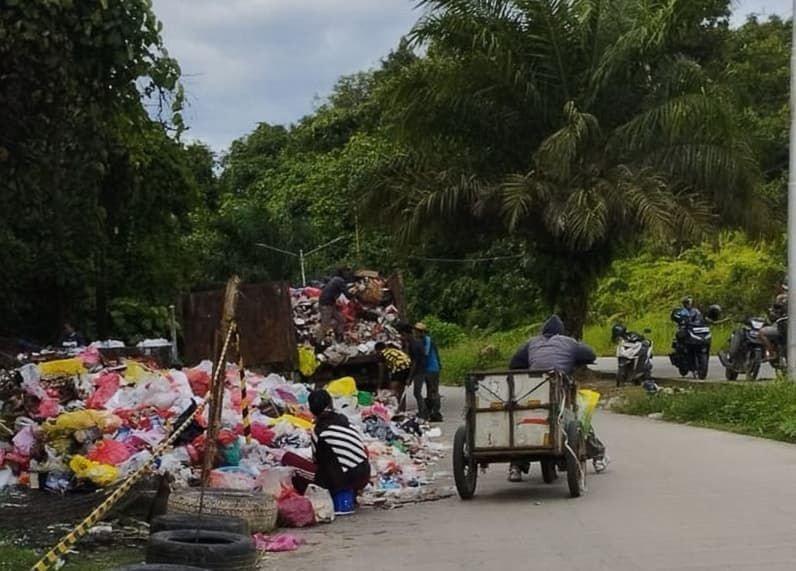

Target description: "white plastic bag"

left=305, top=484, right=335, bottom=524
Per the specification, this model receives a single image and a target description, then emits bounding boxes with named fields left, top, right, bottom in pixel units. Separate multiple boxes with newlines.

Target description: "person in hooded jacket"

left=507, top=315, right=602, bottom=482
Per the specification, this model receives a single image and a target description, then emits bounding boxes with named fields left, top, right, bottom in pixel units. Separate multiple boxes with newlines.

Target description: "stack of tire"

left=112, top=489, right=278, bottom=570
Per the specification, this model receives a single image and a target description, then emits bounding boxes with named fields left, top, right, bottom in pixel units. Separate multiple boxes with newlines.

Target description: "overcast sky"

left=152, top=0, right=793, bottom=151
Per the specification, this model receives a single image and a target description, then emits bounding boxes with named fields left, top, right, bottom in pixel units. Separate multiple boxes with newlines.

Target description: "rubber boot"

left=429, top=398, right=443, bottom=422
left=416, top=397, right=428, bottom=420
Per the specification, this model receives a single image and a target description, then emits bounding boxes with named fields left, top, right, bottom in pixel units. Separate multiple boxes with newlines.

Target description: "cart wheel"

left=453, top=425, right=477, bottom=500
left=564, top=423, right=586, bottom=498
left=541, top=460, right=557, bottom=484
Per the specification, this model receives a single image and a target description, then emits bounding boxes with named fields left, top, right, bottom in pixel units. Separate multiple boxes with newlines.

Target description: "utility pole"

left=256, top=235, right=346, bottom=286
left=788, top=0, right=796, bottom=380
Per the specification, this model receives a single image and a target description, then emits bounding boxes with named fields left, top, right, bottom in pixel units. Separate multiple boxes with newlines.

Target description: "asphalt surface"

left=593, top=356, right=776, bottom=382
left=267, top=386, right=796, bottom=571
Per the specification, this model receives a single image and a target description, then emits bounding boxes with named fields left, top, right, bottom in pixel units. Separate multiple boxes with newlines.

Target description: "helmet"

left=706, top=304, right=721, bottom=321
left=671, top=307, right=688, bottom=323
left=611, top=323, right=626, bottom=342
left=682, top=296, right=694, bottom=309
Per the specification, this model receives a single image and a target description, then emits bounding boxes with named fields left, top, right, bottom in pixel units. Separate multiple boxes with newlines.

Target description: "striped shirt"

left=381, top=347, right=411, bottom=373
left=313, top=421, right=368, bottom=473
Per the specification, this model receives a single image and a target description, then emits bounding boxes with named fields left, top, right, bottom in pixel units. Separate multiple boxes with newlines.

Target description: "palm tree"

left=366, top=0, right=762, bottom=336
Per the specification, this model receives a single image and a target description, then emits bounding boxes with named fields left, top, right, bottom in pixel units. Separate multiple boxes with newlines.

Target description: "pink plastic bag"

left=277, top=490, right=316, bottom=528
left=13, top=426, right=36, bottom=456
left=253, top=533, right=305, bottom=552
left=86, top=373, right=120, bottom=409
left=87, top=440, right=133, bottom=465
left=37, top=397, right=60, bottom=419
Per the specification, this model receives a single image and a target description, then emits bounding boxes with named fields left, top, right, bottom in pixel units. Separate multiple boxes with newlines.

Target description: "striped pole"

left=236, top=331, right=251, bottom=444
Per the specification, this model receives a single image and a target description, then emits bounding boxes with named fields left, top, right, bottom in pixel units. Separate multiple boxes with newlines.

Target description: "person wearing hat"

left=278, top=389, right=370, bottom=500
left=414, top=322, right=443, bottom=422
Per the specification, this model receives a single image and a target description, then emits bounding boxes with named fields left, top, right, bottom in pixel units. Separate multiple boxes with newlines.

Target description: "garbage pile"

left=0, top=355, right=446, bottom=516
left=292, top=272, right=404, bottom=370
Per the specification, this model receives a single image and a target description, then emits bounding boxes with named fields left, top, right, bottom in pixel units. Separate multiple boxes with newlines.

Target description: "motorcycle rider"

left=760, top=279, right=788, bottom=365
left=507, top=315, right=606, bottom=482
left=678, top=296, right=704, bottom=324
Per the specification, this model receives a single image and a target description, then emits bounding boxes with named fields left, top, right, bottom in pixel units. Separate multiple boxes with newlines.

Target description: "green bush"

left=422, top=315, right=466, bottom=348
left=591, top=232, right=784, bottom=323
left=109, top=298, right=174, bottom=345
left=614, top=381, right=796, bottom=442
left=438, top=325, right=534, bottom=385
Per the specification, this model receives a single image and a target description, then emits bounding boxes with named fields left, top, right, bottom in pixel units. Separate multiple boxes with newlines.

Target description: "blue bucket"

left=332, top=489, right=355, bottom=515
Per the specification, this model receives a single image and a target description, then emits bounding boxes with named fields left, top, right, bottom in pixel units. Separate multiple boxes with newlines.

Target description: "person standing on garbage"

left=414, top=322, right=443, bottom=422
left=279, top=389, right=370, bottom=497
left=506, top=315, right=603, bottom=482
left=316, top=268, right=354, bottom=341
left=375, top=342, right=412, bottom=406
left=398, top=323, right=427, bottom=417
left=60, top=322, right=86, bottom=348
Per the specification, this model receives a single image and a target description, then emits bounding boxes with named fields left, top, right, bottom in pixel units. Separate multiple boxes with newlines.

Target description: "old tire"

left=168, top=489, right=276, bottom=533
left=564, top=423, right=585, bottom=498
left=540, top=460, right=557, bottom=484
left=150, top=514, right=250, bottom=536
left=452, top=425, right=477, bottom=500
left=111, top=565, right=210, bottom=571
left=146, top=530, right=256, bottom=571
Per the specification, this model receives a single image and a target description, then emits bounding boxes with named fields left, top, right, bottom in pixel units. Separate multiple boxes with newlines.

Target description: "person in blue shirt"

left=414, top=322, right=443, bottom=422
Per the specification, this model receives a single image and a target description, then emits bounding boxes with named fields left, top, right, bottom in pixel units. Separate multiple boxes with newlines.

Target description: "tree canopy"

left=1, top=0, right=790, bottom=344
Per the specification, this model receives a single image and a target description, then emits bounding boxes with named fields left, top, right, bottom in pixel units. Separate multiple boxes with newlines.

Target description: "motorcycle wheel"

left=725, top=367, right=738, bottom=381
left=616, top=366, right=628, bottom=387
left=696, top=352, right=709, bottom=380
left=747, top=350, right=761, bottom=381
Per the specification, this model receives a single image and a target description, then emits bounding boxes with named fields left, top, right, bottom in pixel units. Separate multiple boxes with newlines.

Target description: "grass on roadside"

left=0, top=543, right=143, bottom=571
left=612, top=381, right=796, bottom=442
left=436, top=316, right=735, bottom=385
left=439, top=325, right=534, bottom=385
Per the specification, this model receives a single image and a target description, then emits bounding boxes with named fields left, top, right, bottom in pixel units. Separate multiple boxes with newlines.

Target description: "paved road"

left=268, top=387, right=796, bottom=571
left=593, top=356, right=776, bottom=381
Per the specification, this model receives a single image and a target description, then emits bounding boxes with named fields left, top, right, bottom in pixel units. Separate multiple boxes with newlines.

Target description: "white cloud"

left=152, top=0, right=792, bottom=151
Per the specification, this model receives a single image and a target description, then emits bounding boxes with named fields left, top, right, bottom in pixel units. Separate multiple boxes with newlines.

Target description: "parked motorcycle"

left=770, top=316, right=789, bottom=376
left=669, top=305, right=720, bottom=380
left=611, top=324, right=653, bottom=386
left=718, top=317, right=764, bottom=381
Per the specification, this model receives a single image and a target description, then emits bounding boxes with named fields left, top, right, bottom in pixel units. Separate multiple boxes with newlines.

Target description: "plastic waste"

left=268, top=414, right=313, bottom=430
left=69, top=455, right=119, bottom=486
left=87, top=439, right=133, bottom=465
left=256, top=467, right=295, bottom=499
left=86, top=372, right=120, bottom=409
left=305, top=484, right=335, bottom=523
left=19, top=364, right=45, bottom=398
left=43, top=410, right=122, bottom=436
left=298, top=346, right=319, bottom=377
left=0, top=468, right=16, bottom=490
left=327, top=377, right=358, bottom=398
left=209, top=467, right=257, bottom=490
left=12, top=426, right=37, bottom=456
left=577, top=389, right=601, bottom=433
left=277, top=488, right=316, bottom=528
left=38, top=358, right=87, bottom=377
left=36, top=397, right=61, bottom=419
left=253, top=533, right=305, bottom=552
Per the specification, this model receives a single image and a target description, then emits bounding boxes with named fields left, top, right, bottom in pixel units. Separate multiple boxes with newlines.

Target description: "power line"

left=407, top=254, right=524, bottom=263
